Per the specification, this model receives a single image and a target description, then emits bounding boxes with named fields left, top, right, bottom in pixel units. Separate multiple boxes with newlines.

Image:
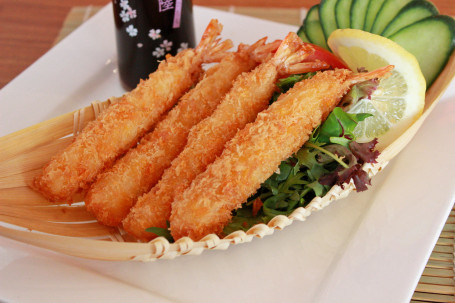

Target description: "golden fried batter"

left=32, top=19, right=232, bottom=202
left=170, top=62, right=393, bottom=241
left=85, top=39, right=274, bottom=226
left=123, top=32, right=324, bottom=241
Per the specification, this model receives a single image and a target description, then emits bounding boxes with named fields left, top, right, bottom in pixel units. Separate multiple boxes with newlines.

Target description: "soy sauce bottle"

left=112, top=0, right=196, bottom=91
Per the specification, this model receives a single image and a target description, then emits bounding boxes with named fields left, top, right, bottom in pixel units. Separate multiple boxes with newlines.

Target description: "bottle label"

left=172, top=0, right=183, bottom=28
left=158, top=0, right=174, bottom=12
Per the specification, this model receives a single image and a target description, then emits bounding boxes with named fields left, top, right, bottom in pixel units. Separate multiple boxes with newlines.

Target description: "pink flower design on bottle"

left=119, top=0, right=129, bottom=9
left=120, top=10, right=130, bottom=22
left=160, top=40, right=173, bottom=51
left=119, top=0, right=137, bottom=23
left=159, top=0, right=174, bottom=12
left=126, top=25, right=138, bottom=37
left=148, top=29, right=162, bottom=40
left=152, top=47, right=165, bottom=58
left=177, top=42, right=188, bottom=53
left=126, top=8, right=137, bottom=19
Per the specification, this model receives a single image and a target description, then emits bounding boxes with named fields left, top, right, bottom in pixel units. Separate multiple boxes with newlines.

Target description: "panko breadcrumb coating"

left=170, top=59, right=393, bottom=240
left=32, top=19, right=232, bottom=203
left=123, top=32, right=328, bottom=241
left=85, top=38, right=277, bottom=226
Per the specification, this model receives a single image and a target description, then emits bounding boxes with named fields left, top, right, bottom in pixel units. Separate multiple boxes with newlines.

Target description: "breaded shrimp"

left=123, top=32, right=328, bottom=241
left=32, top=19, right=232, bottom=203
left=170, top=63, right=394, bottom=241
left=85, top=38, right=279, bottom=226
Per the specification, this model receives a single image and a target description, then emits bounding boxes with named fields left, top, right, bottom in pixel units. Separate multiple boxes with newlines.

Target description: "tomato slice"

left=304, top=43, right=349, bottom=69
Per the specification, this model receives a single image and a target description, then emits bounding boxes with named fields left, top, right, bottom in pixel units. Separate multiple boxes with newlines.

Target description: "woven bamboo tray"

left=1, top=7, right=455, bottom=267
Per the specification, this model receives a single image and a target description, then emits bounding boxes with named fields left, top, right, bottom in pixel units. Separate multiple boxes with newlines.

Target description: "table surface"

left=1, top=0, right=454, bottom=89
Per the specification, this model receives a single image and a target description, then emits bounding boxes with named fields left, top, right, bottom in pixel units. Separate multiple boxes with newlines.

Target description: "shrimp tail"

left=195, top=19, right=223, bottom=51
left=203, top=39, right=234, bottom=62
left=270, top=32, right=315, bottom=75
left=286, top=60, right=331, bottom=74
left=348, top=65, right=394, bottom=84
left=195, top=19, right=233, bottom=63
left=238, top=37, right=267, bottom=54
left=249, top=38, right=282, bottom=63
left=270, top=32, right=332, bottom=76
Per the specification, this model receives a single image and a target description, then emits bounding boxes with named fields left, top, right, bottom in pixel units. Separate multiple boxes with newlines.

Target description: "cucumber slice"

left=304, top=5, right=329, bottom=50
left=350, top=0, right=370, bottom=30
left=389, top=15, right=455, bottom=87
left=382, top=0, right=438, bottom=37
left=336, top=0, right=353, bottom=29
left=364, top=0, right=386, bottom=31
left=297, top=25, right=311, bottom=43
left=371, top=0, right=414, bottom=35
left=320, top=0, right=339, bottom=39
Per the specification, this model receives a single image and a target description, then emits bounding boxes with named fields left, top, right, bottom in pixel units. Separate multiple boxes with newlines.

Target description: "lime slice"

left=328, top=29, right=426, bottom=149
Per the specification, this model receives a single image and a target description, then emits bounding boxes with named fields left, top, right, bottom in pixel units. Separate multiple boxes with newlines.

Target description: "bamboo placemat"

left=54, top=5, right=455, bottom=302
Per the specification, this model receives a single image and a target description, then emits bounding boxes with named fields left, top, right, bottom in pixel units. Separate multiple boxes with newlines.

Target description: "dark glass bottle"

left=112, top=0, right=196, bottom=91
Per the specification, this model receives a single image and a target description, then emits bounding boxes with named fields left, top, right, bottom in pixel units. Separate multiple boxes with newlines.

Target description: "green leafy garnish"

left=340, top=78, right=379, bottom=109
left=313, top=107, right=372, bottom=145
left=223, top=207, right=266, bottom=235
left=145, top=222, right=174, bottom=242
left=270, top=72, right=316, bottom=103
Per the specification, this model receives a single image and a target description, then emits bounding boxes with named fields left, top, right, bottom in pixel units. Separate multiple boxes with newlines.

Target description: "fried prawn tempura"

left=32, top=19, right=232, bottom=202
left=170, top=61, right=394, bottom=239
left=84, top=38, right=280, bottom=226
left=123, top=32, right=329, bottom=241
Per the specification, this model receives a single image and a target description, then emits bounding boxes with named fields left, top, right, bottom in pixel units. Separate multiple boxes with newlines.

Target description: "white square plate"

left=1, top=5, right=454, bottom=303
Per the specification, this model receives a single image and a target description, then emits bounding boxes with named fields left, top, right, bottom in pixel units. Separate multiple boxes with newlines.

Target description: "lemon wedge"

left=328, top=29, right=426, bottom=150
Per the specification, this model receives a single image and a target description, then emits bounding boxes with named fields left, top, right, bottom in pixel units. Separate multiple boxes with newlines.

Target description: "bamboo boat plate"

left=1, top=5, right=455, bottom=301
